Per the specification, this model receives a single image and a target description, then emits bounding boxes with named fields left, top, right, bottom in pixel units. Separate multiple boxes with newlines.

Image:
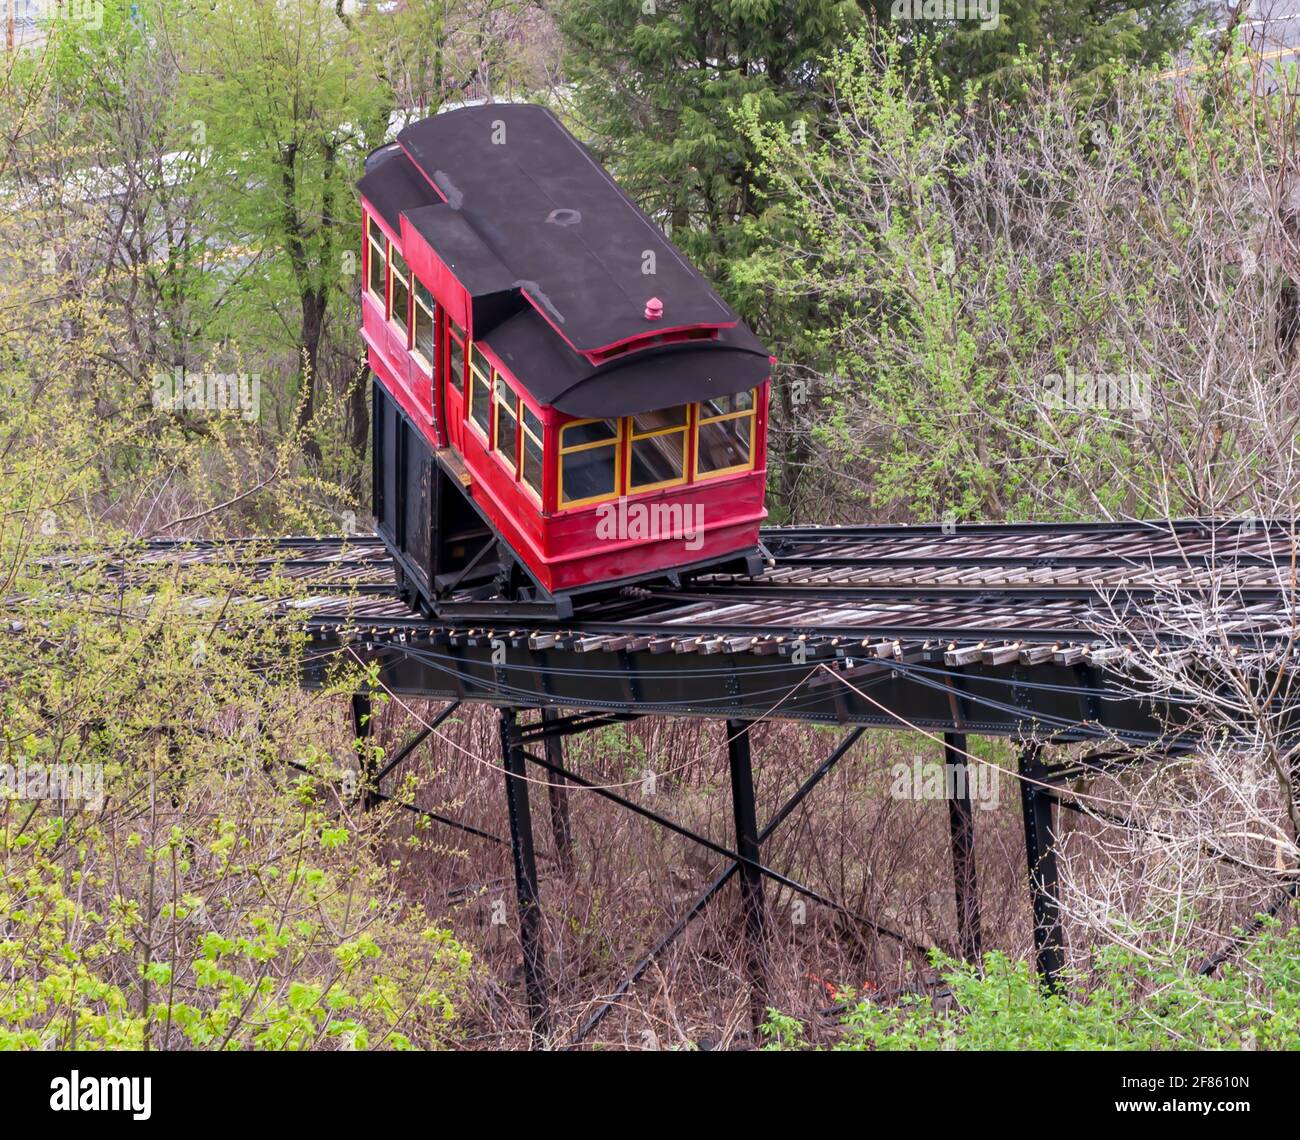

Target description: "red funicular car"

left=357, top=103, right=771, bottom=617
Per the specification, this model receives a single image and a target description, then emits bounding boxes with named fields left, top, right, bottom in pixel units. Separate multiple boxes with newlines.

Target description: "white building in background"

left=7, top=0, right=43, bottom=50
left=7, top=0, right=110, bottom=51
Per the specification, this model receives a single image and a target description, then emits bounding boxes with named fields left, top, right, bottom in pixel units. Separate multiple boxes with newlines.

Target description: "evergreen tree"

left=560, top=0, right=866, bottom=516
left=919, top=0, right=1214, bottom=91
left=561, top=0, right=862, bottom=298
left=562, top=1, right=1210, bottom=278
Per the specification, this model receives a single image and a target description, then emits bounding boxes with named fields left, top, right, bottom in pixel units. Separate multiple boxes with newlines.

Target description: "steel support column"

left=944, top=732, right=982, bottom=963
left=1018, top=744, right=1064, bottom=989
left=568, top=727, right=897, bottom=1047
left=726, top=719, right=768, bottom=1033
left=351, top=692, right=376, bottom=811
left=540, top=709, right=575, bottom=877
left=499, top=707, right=551, bottom=1045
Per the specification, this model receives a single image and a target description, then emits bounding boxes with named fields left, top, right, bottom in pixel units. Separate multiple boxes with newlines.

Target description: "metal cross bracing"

left=65, top=518, right=1300, bottom=1045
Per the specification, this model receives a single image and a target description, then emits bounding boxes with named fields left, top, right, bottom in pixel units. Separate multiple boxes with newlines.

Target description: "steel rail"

left=119, top=535, right=1300, bottom=580
left=127, top=518, right=1292, bottom=549
left=761, top=517, right=1297, bottom=538
left=636, top=582, right=1297, bottom=604
left=762, top=552, right=1296, bottom=569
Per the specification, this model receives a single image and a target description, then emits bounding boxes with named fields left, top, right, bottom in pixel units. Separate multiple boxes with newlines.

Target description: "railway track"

left=109, top=517, right=1300, bottom=582
left=52, top=518, right=1297, bottom=668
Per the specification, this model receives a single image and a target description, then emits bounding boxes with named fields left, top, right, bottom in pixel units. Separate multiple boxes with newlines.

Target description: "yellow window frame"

left=388, top=247, right=411, bottom=338
left=446, top=321, right=466, bottom=393
left=410, top=282, right=436, bottom=374
left=626, top=408, right=690, bottom=494
left=520, top=405, right=544, bottom=504
left=467, top=348, right=492, bottom=441
left=493, top=374, right=520, bottom=473
left=366, top=216, right=386, bottom=305
left=693, top=393, right=757, bottom=480
left=558, top=418, right=624, bottom=509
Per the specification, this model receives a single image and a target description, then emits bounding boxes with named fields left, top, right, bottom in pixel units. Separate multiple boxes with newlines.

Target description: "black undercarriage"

left=372, top=378, right=765, bottom=622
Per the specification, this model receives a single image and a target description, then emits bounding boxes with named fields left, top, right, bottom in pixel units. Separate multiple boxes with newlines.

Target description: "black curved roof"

left=358, top=143, right=429, bottom=233
left=482, top=308, right=770, bottom=418
left=357, top=104, right=770, bottom=416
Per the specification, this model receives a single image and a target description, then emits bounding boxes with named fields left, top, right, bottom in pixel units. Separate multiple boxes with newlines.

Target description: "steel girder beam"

left=286, top=753, right=507, bottom=846
left=516, top=744, right=921, bottom=947
left=305, top=630, right=1174, bottom=743
left=1197, top=881, right=1300, bottom=976
left=348, top=695, right=503, bottom=843
left=372, top=699, right=462, bottom=785
left=515, top=711, right=641, bottom=744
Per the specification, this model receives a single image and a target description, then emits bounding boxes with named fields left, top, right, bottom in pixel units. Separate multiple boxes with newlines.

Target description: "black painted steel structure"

left=81, top=519, right=1300, bottom=1046
left=945, top=732, right=982, bottom=964
left=1018, top=743, right=1064, bottom=988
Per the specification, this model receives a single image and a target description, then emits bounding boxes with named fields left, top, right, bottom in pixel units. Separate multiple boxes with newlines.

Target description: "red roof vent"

left=644, top=297, right=663, bottom=321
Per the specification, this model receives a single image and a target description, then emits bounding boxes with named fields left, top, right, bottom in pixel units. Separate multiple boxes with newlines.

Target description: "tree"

left=153, top=0, right=393, bottom=466
left=560, top=0, right=865, bottom=517
left=0, top=66, right=475, bottom=1048
left=560, top=3, right=1210, bottom=518
left=37, top=0, right=553, bottom=482
left=19, top=3, right=256, bottom=400
left=921, top=0, right=1212, bottom=93
left=738, top=27, right=1300, bottom=523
